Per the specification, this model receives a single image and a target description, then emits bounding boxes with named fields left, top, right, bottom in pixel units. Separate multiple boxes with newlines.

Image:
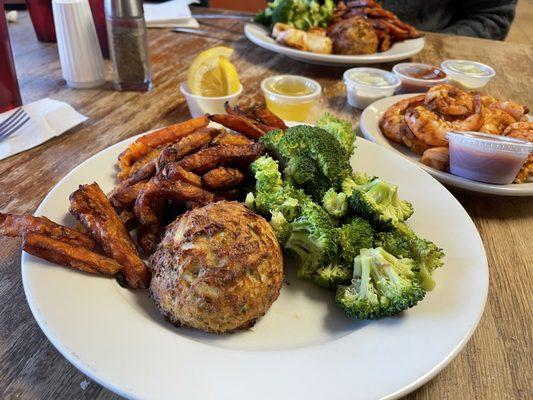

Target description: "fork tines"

left=0, top=108, right=30, bottom=140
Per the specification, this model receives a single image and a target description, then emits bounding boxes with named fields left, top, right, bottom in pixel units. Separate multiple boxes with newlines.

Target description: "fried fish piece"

left=208, top=114, right=266, bottom=140
left=135, top=177, right=215, bottom=225
left=108, top=181, right=147, bottom=209
left=211, top=132, right=252, bottom=147
left=118, top=116, right=209, bottom=179
left=23, top=232, right=122, bottom=276
left=179, top=143, right=264, bottom=174
left=0, top=212, right=96, bottom=250
left=69, top=182, right=150, bottom=289
left=161, top=163, right=202, bottom=187
left=202, top=167, right=245, bottom=190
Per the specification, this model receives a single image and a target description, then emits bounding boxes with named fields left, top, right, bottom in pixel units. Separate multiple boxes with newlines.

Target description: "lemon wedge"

left=187, top=46, right=240, bottom=97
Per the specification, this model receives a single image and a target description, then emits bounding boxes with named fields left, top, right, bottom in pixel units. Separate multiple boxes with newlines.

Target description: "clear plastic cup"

left=343, top=67, right=400, bottom=109
left=180, top=82, right=243, bottom=118
left=392, top=62, right=448, bottom=93
left=446, top=130, right=533, bottom=185
left=441, top=60, right=495, bottom=90
left=260, top=75, right=321, bottom=122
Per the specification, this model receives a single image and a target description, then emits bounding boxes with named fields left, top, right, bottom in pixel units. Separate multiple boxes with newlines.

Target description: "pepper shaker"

left=105, top=0, right=152, bottom=91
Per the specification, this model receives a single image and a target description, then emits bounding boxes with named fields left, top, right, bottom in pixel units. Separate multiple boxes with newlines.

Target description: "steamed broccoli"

left=260, top=129, right=284, bottom=159
left=285, top=202, right=339, bottom=279
left=348, top=178, right=414, bottom=231
left=312, top=262, right=352, bottom=289
left=316, top=112, right=356, bottom=156
left=269, top=210, right=292, bottom=246
left=342, top=172, right=375, bottom=195
left=284, top=152, right=317, bottom=186
left=338, top=217, right=375, bottom=265
left=322, top=188, right=348, bottom=218
left=254, top=0, right=335, bottom=30
left=374, top=231, right=412, bottom=259
left=336, top=247, right=425, bottom=319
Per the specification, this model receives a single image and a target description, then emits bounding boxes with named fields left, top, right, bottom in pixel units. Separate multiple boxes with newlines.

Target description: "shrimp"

left=420, top=147, right=450, bottom=171
left=425, top=84, right=476, bottom=117
left=478, top=108, right=516, bottom=135
left=489, top=100, right=529, bottom=122
left=399, top=125, right=431, bottom=155
left=503, top=121, right=533, bottom=141
left=379, top=94, right=425, bottom=143
left=405, top=106, right=483, bottom=147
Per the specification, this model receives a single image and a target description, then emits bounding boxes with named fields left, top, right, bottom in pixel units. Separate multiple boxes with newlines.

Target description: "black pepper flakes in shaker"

left=105, top=0, right=152, bottom=91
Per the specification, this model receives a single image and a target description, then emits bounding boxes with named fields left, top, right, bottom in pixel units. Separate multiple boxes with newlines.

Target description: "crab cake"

left=149, top=201, right=283, bottom=333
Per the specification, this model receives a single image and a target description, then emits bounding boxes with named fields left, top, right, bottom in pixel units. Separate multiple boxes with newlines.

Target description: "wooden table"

left=1, top=10, right=532, bottom=400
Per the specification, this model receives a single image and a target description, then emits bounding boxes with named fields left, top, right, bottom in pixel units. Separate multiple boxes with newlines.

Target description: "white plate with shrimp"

left=360, top=94, right=533, bottom=196
left=244, top=23, right=425, bottom=66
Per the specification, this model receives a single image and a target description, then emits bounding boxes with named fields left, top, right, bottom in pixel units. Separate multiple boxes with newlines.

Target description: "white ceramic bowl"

left=180, top=82, right=243, bottom=118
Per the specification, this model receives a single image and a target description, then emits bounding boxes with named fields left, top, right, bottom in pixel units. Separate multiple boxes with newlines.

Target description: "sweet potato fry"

left=211, top=132, right=252, bottom=146
left=137, top=223, right=161, bottom=255
left=0, top=212, right=96, bottom=250
left=23, top=233, right=122, bottom=276
left=69, top=183, right=150, bottom=289
left=135, top=177, right=214, bottom=225
left=156, top=128, right=220, bottom=172
left=208, top=114, right=265, bottom=140
left=124, top=146, right=161, bottom=180
left=202, top=167, right=245, bottom=190
left=108, top=181, right=147, bottom=209
left=119, top=209, right=138, bottom=231
left=253, top=107, right=287, bottom=130
left=179, top=143, right=264, bottom=174
left=162, top=163, right=202, bottom=187
left=118, top=116, right=209, bottom=179
left=223, top=102, right=277, bottom=133
left=213, top=188, right=244, bottom=202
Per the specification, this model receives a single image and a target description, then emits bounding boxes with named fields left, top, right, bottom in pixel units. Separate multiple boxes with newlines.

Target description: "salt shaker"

left=105, top=0, right=152, bottom=91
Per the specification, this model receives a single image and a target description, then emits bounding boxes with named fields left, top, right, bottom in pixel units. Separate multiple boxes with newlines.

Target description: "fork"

left=0, top=108, right=30, bottom=141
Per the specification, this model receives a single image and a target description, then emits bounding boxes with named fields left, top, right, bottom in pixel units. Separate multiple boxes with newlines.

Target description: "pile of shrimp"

left=332, top=0, right=421, bottom=52
left=379, top=83, right=532, bottom=183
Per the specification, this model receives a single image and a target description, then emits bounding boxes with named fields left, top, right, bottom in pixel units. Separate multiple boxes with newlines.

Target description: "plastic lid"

left=441, top=60, right=495, bottom=78
left=392, top=62, right=448, bottom=83
left=343, top=67, right=400, bottom=90
left=446, top=130, right=533, bottom=153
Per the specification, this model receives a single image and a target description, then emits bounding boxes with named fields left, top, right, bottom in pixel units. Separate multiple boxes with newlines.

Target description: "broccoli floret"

left=245, top=192, right=255, bottom=209
left=251, top=155, right=283, bottom=193
left=322, top=188, right=348, bottom=218
left=253, top=9, right=271, bottom=26
left=278, top=125, right=352, bottom=189
left=348, top=178, right=414, bottom=231
left=285, top=202, right=339, bottom=279
left=338, top=217, right=374, bottom=265
left=312, top=262, right=352, bottom=289
left=342, top=172, right=375, bottom=195
left=316, top=112, right=356, bottom=156
left=271, top=0, right=294, bottom=26
left=374, top=231, right=412, bottom=259
left=260, top=129, right=284, bottom=159
left=336, top=247, right=425, bottom=319
left=269, top=210, right=292, bottom=246
left=256, top=0, right=334, bottom=31
left=283, top=152, right=317, bottom=185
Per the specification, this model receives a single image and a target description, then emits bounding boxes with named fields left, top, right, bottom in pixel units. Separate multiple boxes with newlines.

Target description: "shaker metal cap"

left=105, top=0, right=144, bottom=18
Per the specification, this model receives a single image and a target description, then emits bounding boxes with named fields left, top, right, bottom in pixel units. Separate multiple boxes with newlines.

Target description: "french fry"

left=211, top=132, right=252, bottom=147
left=0, top=212, right=96, bottom=250
left=69, top=183, right=150, bottom=289
left=179, top=143, right=264, bottom=174
left=137, top=223, right=161, bottom=255
left=118, top=209, right=138, bottom=231
left=118, top=116, right=209, bottom=179
left=202, top=167, right=245, bottom=190
left=108, top=181, right=147, bottom=209
left=208, top=114, right=266, bottom=140
left=162, top=163, right=202, bottom=187
left=23, top=233, right=122, bottom=276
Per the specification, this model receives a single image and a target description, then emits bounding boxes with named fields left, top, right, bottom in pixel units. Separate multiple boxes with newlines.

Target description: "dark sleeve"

left=441, top=0, right=517, bottom=40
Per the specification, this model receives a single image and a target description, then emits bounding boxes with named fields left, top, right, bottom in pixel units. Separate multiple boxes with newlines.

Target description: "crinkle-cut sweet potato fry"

left=162, top=163, right=202, bottom=187
left=0, top=212, right=96, bottom=250
left=202, top=167, right=245, bottom=190
left=208, top=114, right=266, bottom=140
left=211, top=132, right=252, bottom=147
left=23, top=233, right=122, bottom=275
left=118, top=116, right=209, bottom=179
left=252, top=107, right=287, bottom=130
left=179, top=143, right=264, bottom=174
left=69, top=182, right=150, bottom=289
left=135, top=177, right=214, bottom=225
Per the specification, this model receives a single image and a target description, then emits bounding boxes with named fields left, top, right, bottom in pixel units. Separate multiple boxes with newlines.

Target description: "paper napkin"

left=144, top=0, right=200, bottom=29
left=0, top=98, right=88, bottom=161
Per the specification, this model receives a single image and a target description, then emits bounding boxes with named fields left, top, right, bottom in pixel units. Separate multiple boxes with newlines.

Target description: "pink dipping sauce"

left=446, top=131, right=533, bottom=185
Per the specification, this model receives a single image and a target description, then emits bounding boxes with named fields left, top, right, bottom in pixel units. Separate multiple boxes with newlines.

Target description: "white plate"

left=360, top=94, right=533, bottom=196
left=22, top=130, right=488, bottom=400
left=244, top=23, right=425, bottom=66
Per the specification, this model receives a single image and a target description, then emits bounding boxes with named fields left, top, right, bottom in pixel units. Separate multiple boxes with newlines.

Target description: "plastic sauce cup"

left=260, top=75, right=321, bottom=122
left=446, top=130, right=533, bottom=185
left=392, top=62, right=448, bottom=93
left=180, top=82, right=243, bottom=118
left=343, top=67, right=400, bottom=109
left=441, top=60, right=495, bottom=90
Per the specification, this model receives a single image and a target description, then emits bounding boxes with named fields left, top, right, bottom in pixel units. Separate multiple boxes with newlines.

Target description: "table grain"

left=1, top=10, right=532, bottom=400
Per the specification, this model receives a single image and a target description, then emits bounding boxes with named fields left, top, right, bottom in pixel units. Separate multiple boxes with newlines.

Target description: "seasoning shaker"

left=105, top=0, right=152, bottom=91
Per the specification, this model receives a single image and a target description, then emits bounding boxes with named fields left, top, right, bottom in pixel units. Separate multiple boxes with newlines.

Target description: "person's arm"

left=442, top=0, right=517, bottom=40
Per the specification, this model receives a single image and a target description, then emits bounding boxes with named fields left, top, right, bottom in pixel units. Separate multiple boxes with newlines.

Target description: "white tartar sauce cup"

left=343, top=67, right=401, bottom=109
left=180, top=82, right=243, bottom=118
left=446, top=130, right=533, bottom=185
left=441, top=60, right=496, bottom=90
